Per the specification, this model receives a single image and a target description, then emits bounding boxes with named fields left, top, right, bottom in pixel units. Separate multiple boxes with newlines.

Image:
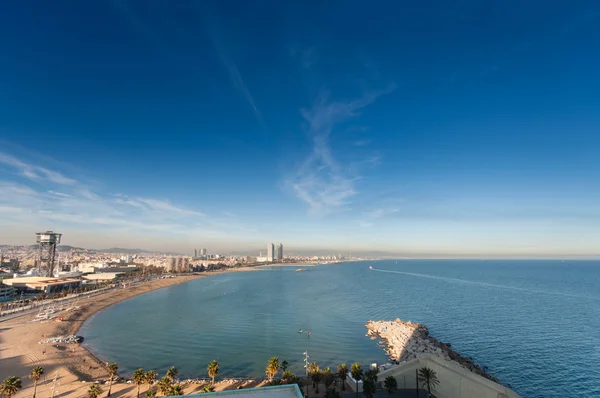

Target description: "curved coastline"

left=0, top=268, right=259, bottom=398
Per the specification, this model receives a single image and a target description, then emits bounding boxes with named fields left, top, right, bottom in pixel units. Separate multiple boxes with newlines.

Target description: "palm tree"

left=383, top=376, right=397, bottom=397
left=106, top=363, right=119, bottom=397
left=157, top=377, right=172, bottom=396
left=0, top=376, right=22, bottom=398
left=362, top=378, right=376, bottom=398
left=311, top=370, right=322, bottom=394
left=281, top=360, right=289, bottom=373
left=88, top=384, right=103, bottom=398
left=417, top=367, right=439, bottom=395
left=169, top=385, right=183, bottom=396
left=364, top=369, right=378, bottom=383
left=133, top=368, right=145, bottom=398
left=145, top=390, right=157, bottom=398
left=281, top=370, right=294, bottom=385
left=350, top=363, right=363, bottom=398
left=29, top=366, right=44, bottom=398
left=336, top=364, right=348, bottom=391
left=323, top=367, right=334, bottom=391
left=308, top=362, right=319, bottom=387
left=266, top=357, right=280, bottom=382
left=165, top=367, right=178, bottom=383
left=207, top=360, right=219, bottom=386
left=145, top=370, right=158, bottom=393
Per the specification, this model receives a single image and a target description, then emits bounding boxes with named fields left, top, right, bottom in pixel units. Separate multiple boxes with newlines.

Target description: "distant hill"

left=27, top=244, right=86, bottom=252
left=96, top=247, right=182, bottom=255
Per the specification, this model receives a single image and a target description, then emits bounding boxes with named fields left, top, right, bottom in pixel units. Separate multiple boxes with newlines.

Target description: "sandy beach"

left=0, top=268, right=270, bottom=398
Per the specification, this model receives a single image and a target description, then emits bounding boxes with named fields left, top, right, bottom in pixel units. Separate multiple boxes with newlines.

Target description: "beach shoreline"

left=0, top=267, right=264, bottom=398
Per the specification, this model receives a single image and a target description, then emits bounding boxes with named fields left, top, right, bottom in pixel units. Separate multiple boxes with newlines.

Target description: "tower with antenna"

left=36, top=231, right=62, bottom=277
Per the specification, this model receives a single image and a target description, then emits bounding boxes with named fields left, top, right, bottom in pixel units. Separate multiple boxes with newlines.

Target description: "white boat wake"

left=370, top=267, right=600, bottom=301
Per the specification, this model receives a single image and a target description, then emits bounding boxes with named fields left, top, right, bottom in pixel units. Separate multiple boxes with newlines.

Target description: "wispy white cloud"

left=365, top=207, right=399, bottom=219
left=353, top=139, right=371, bottom=147
left=0, top=152, right=76, bottom=185
left=210, top=34, right=265, bottom=128
left=358, top=221, right=373, bottom=228
left=287, top=86, right=395, bottom=215
left=0, top=153, right=232, bottom=243
left=133, top=197, right=205, bottom=217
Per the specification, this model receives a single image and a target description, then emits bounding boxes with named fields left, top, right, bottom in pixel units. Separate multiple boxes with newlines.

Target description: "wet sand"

left=0, top=268, right=269, bottom=397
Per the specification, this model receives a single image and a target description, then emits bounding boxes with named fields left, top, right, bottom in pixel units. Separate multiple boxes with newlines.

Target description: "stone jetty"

left=366, top=319, right=500, bottom=383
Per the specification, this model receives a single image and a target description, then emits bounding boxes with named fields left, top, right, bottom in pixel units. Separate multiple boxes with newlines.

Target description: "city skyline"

left=1, top=2, right=599, bottom=257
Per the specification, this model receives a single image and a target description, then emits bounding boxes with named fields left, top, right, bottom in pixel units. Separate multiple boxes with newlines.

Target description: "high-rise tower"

left=267, top=242, right=275, bottom=262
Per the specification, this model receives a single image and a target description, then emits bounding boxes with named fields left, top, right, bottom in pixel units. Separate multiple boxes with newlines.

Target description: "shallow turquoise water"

left=80, top=260, right=600, bottom=397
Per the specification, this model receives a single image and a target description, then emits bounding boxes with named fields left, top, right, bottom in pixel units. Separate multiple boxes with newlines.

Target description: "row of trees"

left=0, top=361, right=439, bottom=398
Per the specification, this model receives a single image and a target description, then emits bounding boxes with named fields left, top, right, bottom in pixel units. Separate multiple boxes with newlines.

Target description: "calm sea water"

left=80, top=260, right=600, bottom=398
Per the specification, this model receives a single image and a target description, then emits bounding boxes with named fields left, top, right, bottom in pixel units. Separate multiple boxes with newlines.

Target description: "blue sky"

left=1, top=1, right=599, bottom=256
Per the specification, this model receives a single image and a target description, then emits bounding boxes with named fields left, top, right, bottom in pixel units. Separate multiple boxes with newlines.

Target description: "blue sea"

left=80, top=260, right=600, bottom=398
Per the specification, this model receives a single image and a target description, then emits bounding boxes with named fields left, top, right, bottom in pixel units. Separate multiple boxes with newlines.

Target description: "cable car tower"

left=36, top=231, right=62, bottom=277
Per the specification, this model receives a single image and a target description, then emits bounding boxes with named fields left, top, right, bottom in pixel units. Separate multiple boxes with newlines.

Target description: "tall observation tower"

left=36, top=231, right=62, bottom=277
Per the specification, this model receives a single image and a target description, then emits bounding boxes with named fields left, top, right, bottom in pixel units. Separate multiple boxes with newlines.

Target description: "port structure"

left=36, top=231, right=62, bottom=277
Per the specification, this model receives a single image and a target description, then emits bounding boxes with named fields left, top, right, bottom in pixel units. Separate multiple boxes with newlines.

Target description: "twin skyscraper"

left=267, top=242, right=283, bottom=262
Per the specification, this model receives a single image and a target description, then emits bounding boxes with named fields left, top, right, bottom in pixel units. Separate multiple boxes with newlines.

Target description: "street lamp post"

left=303, top=351, right=309, bottom=398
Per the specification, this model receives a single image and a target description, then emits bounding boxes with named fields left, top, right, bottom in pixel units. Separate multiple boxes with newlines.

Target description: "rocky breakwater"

left=366, top=319, right=500, bottom=384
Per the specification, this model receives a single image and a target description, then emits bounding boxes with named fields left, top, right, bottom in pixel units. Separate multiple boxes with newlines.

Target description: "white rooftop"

left=181, top=385, right=302, bottom=398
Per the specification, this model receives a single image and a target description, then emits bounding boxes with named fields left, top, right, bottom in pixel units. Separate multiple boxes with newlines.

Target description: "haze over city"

left=1, top=1, right=599, bottom=257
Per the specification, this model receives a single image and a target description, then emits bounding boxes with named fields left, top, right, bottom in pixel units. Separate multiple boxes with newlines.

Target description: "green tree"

left=133, top=368, right=145, bottom=398
left=266, top=357, right=280, bottom=382
left=165, top=367, right=178, bottom=383
left=281, top=360, right=289, bottom=373
left=157, top=377, right=173, bottom=396
left=29, top=366, right=44, bottom=398
left=323, top=367, right=335, bottom=391
left=350, top=363, right=363, bottom=398
left=169, top=385, right=183, bottom=396
left=145, top=371, right=158, bottom=393
left=362, top=378, right=376, bottom=398
left=145, top=389, right=157, bottom=398
left=308, top=362, right=319, bottom=387
left=207, top=360, right=219, bottom=386
left=0, top=376, right=22, bottom=398
left=106, top=363, right=119, bottom=397
left=417, top=367, right=439, bottom=395
left=364, top=369, right=378, bottom=383
left=336, top=364, right=348, bottom=391
left=384, top=376, right=397, bottom=397
left=88, top=384, right=103, bottom=398
left=202, top=385, right=215, bottom=393
left=311, top=370, right=322, bottom=394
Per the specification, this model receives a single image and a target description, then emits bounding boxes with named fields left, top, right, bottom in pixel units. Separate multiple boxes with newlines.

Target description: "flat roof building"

left=83, top=273, right=124, bottom=281
left=2, top=276, right=81, bottom=294
left=174, top=384, right=302, bottom=398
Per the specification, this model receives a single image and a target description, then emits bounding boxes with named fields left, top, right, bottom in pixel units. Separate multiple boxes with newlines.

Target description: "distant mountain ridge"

left=96, top=247, right=183, bottom=255
left=9, top=244, right=182, bottom=256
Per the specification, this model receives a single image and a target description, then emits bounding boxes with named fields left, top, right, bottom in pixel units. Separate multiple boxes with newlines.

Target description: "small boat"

left=369, top=266, right=373, bottom=270
left=296, top=268, right=306, bottom=272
